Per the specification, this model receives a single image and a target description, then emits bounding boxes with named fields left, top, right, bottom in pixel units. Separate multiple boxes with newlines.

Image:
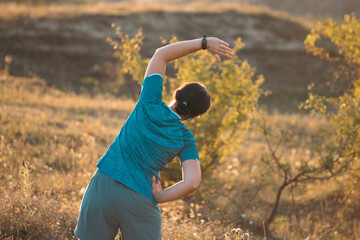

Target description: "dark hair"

left=174, top=82, right=211, bottom=118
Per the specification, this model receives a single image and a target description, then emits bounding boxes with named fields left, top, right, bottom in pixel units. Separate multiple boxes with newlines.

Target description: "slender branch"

left=260, top=117, right=284, bottom=175
left=274, top=128, right=290, bottom=154
left=265, top=171, right=288, bottom=229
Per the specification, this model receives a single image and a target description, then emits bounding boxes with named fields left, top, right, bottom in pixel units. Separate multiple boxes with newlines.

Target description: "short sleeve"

left=178, top=141, right=200, bottom=164
left=139, top=73, right=163, bottom=102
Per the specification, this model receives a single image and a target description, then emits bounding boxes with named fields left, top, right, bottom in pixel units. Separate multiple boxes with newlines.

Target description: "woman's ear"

left=174, top=89, right=179, bottom=99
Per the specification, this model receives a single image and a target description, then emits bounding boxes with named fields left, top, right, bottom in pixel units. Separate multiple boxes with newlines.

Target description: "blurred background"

left=1, top=0, right=359, bottom=111
left=0, top=0, right=359, bottom=239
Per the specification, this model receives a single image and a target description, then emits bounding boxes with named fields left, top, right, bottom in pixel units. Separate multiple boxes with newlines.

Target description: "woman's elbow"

left=193, top=181, right=201, bottom=192
left=154, top=48, right=164, bottom=57
left=154, top=48, right=161, bottom=55
left=186, top=179, right=201, bottom=193
left=154, top=48, right=169, bottom=62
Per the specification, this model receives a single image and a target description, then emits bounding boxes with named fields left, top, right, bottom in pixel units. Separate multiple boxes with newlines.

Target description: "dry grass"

left=0, top=2, right=358, bottom=238
left=0, top=71, right=228, bottom=239
left=1, top=70, right=358, bottom=239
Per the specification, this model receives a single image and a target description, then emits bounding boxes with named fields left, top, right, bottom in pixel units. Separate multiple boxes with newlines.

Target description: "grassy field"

left=0, top=70, right=230, bottom=239
left=1, top=66, right=359, bottom=239
left=1, top=1, right=359, bottom=239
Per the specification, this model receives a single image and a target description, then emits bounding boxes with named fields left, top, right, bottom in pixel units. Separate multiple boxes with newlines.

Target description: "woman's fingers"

left=207, top=37, right=234, bottom=61
left=210, top=50, right=233, bottom=61
left=152, top=175, right=162, bottom=192
left=220, top=44, right=233, bottom=53
left=219, top=47, right=233, bottom=55
left=219, top=43, right=234, bottom=55
left=152, top=175, right=159, bottom=185
left=211, top=52, right=221, bottom=62
left=215, top=41, right=233, bottom=56
left=218, top=49, right=234, bottom=58
left=220, top=39, right=230, bottom=47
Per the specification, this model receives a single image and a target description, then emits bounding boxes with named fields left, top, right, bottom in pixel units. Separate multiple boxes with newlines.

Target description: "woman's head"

left=172, top=82, right=211, bottom=120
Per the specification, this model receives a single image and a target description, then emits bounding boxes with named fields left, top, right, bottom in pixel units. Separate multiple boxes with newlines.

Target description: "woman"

left=75, top=35, right=234, bottom=240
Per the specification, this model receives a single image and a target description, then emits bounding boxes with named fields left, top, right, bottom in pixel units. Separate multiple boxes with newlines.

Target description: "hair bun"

left=174, top=82, right=211, bottom=118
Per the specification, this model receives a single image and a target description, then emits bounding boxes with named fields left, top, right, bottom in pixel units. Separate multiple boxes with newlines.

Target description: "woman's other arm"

left=152, top=160, right=201, bottom=203
left=144, top=37, right=234, bottom=78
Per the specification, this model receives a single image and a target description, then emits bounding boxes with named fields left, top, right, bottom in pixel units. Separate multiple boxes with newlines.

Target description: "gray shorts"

left=75, top=169, right=162, bottom=240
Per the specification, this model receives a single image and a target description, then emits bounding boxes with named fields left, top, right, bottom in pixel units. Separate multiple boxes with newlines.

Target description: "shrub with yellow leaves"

left=107, top=26, right=264, bottom=182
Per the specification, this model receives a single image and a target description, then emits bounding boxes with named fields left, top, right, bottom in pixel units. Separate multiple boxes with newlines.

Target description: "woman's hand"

left=152, top=175, right=163, bottom=202
left=206, top=37, right=234, bottom=62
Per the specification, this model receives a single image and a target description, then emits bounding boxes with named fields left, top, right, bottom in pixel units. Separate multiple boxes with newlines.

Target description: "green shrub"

left=303, top=13, right=360, bottom=172
left=107, top=27, right=263, bottom=182
left=303, top=13, right=360, bottom=214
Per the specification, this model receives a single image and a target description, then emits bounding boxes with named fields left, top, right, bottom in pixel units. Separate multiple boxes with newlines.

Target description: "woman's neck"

left=168, top=100, right=187, bottom=121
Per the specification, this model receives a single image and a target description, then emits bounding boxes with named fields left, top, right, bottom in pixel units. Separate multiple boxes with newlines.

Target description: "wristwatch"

left=201, top=35, right=207, bottom=50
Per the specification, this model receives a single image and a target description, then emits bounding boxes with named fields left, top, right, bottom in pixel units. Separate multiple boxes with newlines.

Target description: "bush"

left=107, top=27, right=263, bottom=183
left=303, top=13, right=360, bottom=219
left=244, top=14, right=360, bottom=236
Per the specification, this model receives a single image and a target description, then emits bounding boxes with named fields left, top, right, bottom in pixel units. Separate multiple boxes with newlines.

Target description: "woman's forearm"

left=154, top=180, right=198, bottom=203
left=152, top=160, right=201, bottom=204
left=155, top=38, right=203, bottom=63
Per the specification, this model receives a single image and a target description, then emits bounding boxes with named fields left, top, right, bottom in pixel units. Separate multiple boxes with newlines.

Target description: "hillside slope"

left=112, top=0, right=359, bottom=20
left=0, top=5, right=331, bottom=110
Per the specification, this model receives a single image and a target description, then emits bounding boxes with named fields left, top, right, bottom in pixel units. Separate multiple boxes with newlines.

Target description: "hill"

left=0, top=2, right=332, bottom=111
left=112, top=0, right=359, bottom=20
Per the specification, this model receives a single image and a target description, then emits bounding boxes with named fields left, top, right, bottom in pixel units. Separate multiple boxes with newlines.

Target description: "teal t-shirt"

left=96, top=73, right=199, bottom=205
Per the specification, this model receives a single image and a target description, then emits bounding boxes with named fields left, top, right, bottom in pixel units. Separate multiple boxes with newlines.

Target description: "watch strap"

left=201, top=35, right=207, bottom=50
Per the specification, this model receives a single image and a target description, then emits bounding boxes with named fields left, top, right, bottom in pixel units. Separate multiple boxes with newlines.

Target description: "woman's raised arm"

left=144, top=37, right=234, bottom=78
